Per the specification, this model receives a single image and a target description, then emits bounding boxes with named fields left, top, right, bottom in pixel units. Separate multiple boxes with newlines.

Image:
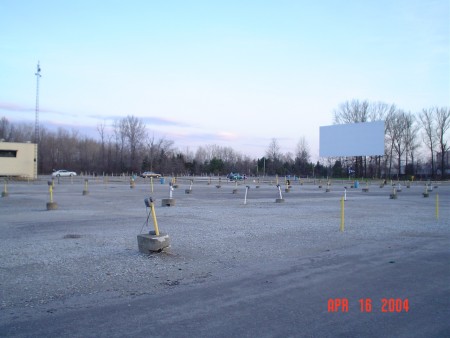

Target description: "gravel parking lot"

left=1, top=176, right=449, bottom=337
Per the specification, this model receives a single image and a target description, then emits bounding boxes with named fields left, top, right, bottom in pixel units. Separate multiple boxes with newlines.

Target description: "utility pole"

left=34, top=62, right=41, bottom=144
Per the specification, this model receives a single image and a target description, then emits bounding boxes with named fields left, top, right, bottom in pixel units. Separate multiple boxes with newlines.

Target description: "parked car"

left=52, top=169, right=77, bottom=177
left=227, top=173, right=246, bottom=181
left=140, top=171, right=161, bottom=178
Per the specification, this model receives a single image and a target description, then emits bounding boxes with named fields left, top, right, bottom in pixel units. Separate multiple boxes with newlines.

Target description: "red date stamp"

left=328, top=298, right=409, bottom=312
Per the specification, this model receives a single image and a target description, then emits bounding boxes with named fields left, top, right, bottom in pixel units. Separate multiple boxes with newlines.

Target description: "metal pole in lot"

left=244, top=186, right=250, bottom=205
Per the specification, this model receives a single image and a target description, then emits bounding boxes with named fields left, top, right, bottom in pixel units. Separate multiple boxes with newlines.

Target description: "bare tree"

left=333, top=99, right=370, bottom=124
left=295, top=137, right=310, bottom=163
left=266, top=138, right=281, bottom=162
left=294, top=136, right=311, bottom=175
left=0, top=117, right=11, bottom=141
left=419, top=108, right=437, bottom=178
left=403, top=112, right=420, bottom=176
left=122, top=115, right=147, bottom=172
left=97, top=122, right=107, bottom=171
left=112, top=119, right=127, bottom=172
left=265, top=138, right=282, bottom=175
left=144, top=135, right=174, bottom=173
left=388, top=110, right=409, bottom=178
left=436, top=107, right=450, bottom=179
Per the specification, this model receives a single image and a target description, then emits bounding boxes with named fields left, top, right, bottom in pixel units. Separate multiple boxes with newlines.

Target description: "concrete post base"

left=82, top=190, right=89, bottom=195
left=255, top=186, right=260, bottom=188
left=46, top=202, right=58, bottom=210
left=137, top=231, right=170, bottom=253
left=389, top=194, right=397, bottom=199
left=216, top=185, right=221, bottom=189
left=325, top=188, right=330, bottom=193
left=185, top=189, right=192, bottom=194
left=275, top=198, right=285, bottom=203
left=232, top=189, right=238, bottom=194
left=362, top=188, right=369, bottom=192
left=423, top=193, right=429, bottom=198
left=1, top=192, right=9, bottom=197
left=161, top=198, right=176, bottom=207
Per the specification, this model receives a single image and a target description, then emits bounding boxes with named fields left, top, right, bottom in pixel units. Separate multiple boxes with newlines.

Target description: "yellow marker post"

left=276, top=175, right=279, bottom=185
left=84, top=179, right=88, bottom=191
left=340, top=197, right=345, bottom=232
left=3, top=180, right=7, bottom=194
left=150, top=177, right=154, bottom=193
left=49, top=185, right=54, bottom=203
left=436, top=194, right=439, bottom=221
left=150, top=201, right=160, bottom=236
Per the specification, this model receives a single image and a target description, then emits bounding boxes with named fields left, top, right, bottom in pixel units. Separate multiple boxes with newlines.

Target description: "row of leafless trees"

left=332, top=100, right=450, bottom=179
left=1, top=100, right=449, bottom=179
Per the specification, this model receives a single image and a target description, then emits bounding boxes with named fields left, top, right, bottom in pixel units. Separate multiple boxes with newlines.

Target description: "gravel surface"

left=1, top=176, right=449, bottom=335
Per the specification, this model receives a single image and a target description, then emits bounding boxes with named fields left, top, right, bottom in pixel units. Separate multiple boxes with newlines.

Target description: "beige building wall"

left=0, top=142, right=38, bottom=179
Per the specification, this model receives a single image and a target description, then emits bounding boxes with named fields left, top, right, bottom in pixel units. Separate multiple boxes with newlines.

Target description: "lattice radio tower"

left=34, top=62, right=41, bottom=144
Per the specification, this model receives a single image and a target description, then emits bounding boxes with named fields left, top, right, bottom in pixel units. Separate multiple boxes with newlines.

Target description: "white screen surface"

left=319, top=121, right=385, bottom=157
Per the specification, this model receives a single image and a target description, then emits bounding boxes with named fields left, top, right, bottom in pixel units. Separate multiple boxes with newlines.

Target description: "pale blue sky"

left=1, top=0, right=449, bottom=159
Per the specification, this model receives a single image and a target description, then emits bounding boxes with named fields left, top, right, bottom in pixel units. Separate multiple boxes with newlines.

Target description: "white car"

left=52, top=170, right=77, bottom=177
left=140, top=171, right=161, bottom=178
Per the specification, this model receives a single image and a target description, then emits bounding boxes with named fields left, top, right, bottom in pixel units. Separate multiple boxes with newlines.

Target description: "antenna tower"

left=34, top=62, right=41, bottom=143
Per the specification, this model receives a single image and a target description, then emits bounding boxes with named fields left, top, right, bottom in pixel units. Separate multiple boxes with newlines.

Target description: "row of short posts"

left=229, top=183, right=288, bottom=204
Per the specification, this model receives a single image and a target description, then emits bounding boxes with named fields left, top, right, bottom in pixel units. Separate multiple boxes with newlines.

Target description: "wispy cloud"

left=0, top=102, right=79, bottom=118
left=0, top=102, right=33, bottom=113
left=142, top=116, right=188, bottom=127
left=87, top=114, right=189, bottom=127
left=0, top=103, right=188, bottom=128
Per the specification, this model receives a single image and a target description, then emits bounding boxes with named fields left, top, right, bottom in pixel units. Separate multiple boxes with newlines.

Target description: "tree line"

left=332, top=100, right=449, bottom=180
left=0, top=100, right=449, bottom=179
